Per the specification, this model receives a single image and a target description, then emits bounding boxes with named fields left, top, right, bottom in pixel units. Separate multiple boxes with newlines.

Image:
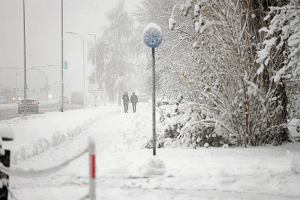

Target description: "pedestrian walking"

left=122, top=92, right=129, bottom=113
left=130, top=92, right=138, bottom=113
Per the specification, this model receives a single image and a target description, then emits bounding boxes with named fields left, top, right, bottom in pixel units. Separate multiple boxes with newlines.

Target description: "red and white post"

left=89, top=137, right=96, bottom=200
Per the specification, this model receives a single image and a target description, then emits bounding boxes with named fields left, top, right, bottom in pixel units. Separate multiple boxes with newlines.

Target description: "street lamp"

left=143, top=23, right=163, bottom=156
left=61, top=0, right=64, bottom=112
left=66, top=31, right=86, bottom=102
left=88, top=33, right=98, bottom=107
left=22, top=0, right=28, bottom=114
left=88, top=34, right=97, bottom=85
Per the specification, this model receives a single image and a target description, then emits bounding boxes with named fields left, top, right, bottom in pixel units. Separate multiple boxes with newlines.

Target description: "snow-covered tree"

left=138, top=0, right=298, bottom=146
left=89, top=0, right=141, bottom=103
left=257, top=0, right=300, bottom=118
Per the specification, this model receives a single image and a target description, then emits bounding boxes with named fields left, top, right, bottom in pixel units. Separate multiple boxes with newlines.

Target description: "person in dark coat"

left=122, top=92, right=129, bottom=113
left=130, top=92, right=138, bottom=113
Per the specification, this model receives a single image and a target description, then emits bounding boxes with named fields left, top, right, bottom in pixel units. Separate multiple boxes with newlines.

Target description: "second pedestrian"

left=130, top=92, right=138, bottom=113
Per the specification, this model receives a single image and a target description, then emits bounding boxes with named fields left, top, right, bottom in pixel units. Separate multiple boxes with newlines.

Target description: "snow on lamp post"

left=143, top=23, right=162, bottom=156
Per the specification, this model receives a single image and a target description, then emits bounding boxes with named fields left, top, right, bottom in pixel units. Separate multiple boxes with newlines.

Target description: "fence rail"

left=0, top=137, right=96, bottom=200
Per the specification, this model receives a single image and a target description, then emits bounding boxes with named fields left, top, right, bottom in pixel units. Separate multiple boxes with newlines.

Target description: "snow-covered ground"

left=1, top=103, right=300, bottom=199
left=1, top=105, right=120, bottom=163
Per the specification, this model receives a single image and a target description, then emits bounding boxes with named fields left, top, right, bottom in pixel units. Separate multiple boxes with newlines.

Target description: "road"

left=0, top=103, right=83, bottom=121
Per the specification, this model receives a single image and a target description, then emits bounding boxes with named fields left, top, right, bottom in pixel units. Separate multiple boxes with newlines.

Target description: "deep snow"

left=1, top=103, right=300, bottom=200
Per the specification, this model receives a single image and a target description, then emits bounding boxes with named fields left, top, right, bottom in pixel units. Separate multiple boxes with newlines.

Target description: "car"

left=18, top=99, right=39, bottom=114
left=71, top=92, right=84, bottom=105
left=0, top=96, right=7, bottom=104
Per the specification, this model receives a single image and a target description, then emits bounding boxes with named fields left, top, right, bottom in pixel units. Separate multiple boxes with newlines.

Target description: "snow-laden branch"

left=257, top=3, right=300, bottom=82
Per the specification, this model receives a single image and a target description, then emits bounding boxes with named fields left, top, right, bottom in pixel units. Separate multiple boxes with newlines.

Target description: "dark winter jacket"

left=122, top=94, right=129, bottom=104
left=130, top=94, right=138, bottom=104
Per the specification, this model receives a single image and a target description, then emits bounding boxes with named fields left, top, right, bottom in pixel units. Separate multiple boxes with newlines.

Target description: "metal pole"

left=89, top=33, right=103, bottom=106
left=89, top=138, right=96, bottom=200
left=46, top=75, right=49, bottom=101
left=82, top=37, right=85, bottom=104
left=61, top=0, right=64, bottom=112
left=152, top=48, right=156, bottom=156
left=22, top=0, right=27, bottom=115
left=15, top=73, right=17, bottom=93
left=90, top=34, right=97, bottom=107
left=90, top=34, right=97, bottom=85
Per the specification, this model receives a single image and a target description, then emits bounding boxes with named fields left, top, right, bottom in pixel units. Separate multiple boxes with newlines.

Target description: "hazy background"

left=0, top=0, right=142, bottom=99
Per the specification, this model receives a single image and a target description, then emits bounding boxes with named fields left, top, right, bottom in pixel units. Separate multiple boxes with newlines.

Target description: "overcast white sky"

left=0, top=0, right=143, bottom=97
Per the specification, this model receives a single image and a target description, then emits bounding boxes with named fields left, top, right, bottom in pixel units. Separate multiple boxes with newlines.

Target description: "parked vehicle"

left=0, top=96, right=7, bottom=104
left=71, top=92, right=84, bottom=105
left=18, top=99, right=39, bottom=114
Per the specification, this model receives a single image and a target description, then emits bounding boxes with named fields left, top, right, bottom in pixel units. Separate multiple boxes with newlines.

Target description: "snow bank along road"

left=2, top=104, right=300, bottom=200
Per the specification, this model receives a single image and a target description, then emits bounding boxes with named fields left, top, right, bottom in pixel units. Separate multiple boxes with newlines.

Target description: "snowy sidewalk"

left=5, top=104, right=300, bottom=200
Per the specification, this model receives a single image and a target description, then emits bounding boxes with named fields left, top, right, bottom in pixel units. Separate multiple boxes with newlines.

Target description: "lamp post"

left=88, top=34, right=97, bottom=85
left=22, top=0, right=27, bottom=114
left=61, top=0, right=64, bottom=112
left=88, top=33, right=97, bottom=107
left=143, top=23, right=162, bottom=156
left=66, top=32, right=86, bottom=103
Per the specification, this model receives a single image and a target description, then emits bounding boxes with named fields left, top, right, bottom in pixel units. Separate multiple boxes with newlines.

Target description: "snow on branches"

left=139, top=0, right=294, bottom=146
left=257, top=1, right=300, bottom=82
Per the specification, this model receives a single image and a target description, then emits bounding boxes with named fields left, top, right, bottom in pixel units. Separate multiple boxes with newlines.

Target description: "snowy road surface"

left=1, top=104, right=300, bottom=199
left=0, top=102, right=84, bottom=121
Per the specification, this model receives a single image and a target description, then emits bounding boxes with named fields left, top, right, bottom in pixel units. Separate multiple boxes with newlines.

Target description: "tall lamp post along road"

left=88, top=34, right=97, bottom=85
left=61, top=0, right=64, bottom=112
left=143, top=23, right=162, bottom=156
left=88, top=33, right=98, bottom=107
left=66, top=32, right=86, bottom=102
left=22, top=0, right=28, bottom=115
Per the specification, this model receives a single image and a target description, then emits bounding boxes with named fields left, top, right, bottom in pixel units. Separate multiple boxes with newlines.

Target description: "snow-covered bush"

left=155, top=96, right=231, bottom=148
left=167, top=0, right=282, bottom=146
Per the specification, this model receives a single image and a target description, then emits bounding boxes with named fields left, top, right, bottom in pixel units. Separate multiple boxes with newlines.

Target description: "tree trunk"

left=244, top=0, right=290, bottom=144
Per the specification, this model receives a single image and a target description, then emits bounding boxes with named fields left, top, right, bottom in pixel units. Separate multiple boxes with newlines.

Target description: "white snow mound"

left=139, top=156, right=166, bottom=177
left=287, top=150, right=300, bottom=174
